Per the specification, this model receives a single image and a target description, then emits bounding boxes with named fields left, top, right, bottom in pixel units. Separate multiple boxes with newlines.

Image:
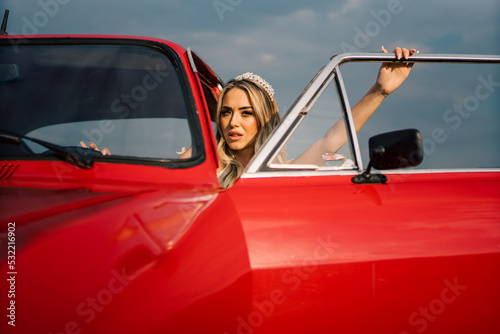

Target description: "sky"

left=2, top=0, right=500, bottom=168
left=2, top=0, right=499, bottom=110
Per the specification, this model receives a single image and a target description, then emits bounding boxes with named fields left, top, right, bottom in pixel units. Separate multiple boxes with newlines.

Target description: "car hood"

left=0, top=186, right=132, bottom=225
left=0, top=185, right=218, bottom=253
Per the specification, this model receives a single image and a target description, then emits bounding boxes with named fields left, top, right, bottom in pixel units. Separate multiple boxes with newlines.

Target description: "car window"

left=0, top=42, right=199, bottom=163
left=245, top=56, right=499, bottom=177
left=269, top=78, right=356, bottom=170
left=340, top=61, right=500, bottom=170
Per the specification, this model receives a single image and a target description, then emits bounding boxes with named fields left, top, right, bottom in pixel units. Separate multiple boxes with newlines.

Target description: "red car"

left=1, top=34, right=499, bottom=334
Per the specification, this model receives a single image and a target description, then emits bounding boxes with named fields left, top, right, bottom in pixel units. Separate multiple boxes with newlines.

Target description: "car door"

left=226, top=54, right=500, bottom=333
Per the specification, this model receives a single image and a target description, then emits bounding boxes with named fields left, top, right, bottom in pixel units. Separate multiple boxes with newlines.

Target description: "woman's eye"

left=221, top=110, right=231, bottom=116
left=242, top=111, right=253, bottom=116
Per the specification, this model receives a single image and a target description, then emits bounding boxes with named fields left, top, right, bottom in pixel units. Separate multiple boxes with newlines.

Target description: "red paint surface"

left=228, top=172, right=500, bottom=333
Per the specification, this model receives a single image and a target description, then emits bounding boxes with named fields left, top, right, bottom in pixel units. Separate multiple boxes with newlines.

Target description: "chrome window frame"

left=242, top=53, right=500, bottom=179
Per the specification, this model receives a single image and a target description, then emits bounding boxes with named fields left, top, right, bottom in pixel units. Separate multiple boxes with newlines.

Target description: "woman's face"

left=219, top=87, right=259, bottom=155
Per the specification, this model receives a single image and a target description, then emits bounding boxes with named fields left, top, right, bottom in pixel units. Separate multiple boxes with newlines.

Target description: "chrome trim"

left=243, top=53, right=500, bottom=177
left=241, top=169, right=360, bottom=179
left=240, top=168, right=500, bottom=179
left=186, top=47, right=198, bottom=73
left=329, top=53, right=500, bottom=65
left=245, top=65, right=338, bottom=173
left=260, top=113, right=306, bottom=170
left=268, top=163, right=318, bottom=170
left=334, top=65, right=363, bottom=170
left=261, top=71, right=337, bottom=170
left=267, top=163, right=356, bottom=171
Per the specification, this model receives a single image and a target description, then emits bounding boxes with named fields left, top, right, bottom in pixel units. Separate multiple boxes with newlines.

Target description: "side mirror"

left=352, top=129, right=423, bottom=184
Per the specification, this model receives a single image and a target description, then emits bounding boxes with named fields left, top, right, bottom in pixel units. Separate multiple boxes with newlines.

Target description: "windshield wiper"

left=0, top=130, right=94, bottom=169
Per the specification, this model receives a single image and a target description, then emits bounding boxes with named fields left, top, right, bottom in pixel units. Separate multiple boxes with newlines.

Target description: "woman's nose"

left=230, top=113, right=241, bottom=127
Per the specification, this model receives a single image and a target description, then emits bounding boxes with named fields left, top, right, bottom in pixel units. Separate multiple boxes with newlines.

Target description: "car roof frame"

left=243, top=52, right=500, bottom=177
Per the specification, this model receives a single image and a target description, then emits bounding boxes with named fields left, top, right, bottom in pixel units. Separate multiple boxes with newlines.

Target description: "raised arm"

left=291, top=46, right=418, bottom=166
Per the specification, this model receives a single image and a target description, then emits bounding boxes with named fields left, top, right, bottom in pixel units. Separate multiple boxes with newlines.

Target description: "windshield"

left=0, top=41, right=198, bottom=163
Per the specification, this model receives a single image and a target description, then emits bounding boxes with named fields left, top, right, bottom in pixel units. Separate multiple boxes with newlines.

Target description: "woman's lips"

left=228, top=131, right=243, bottom=141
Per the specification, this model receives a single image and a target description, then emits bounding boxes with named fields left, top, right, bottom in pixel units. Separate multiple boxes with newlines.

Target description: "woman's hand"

left=376, top=46, right=419, bottom=96
left=80, top=141, right=111, bottom=156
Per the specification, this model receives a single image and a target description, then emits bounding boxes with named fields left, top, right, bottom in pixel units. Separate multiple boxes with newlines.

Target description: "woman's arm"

left=291, top=46, right=418, bottom=166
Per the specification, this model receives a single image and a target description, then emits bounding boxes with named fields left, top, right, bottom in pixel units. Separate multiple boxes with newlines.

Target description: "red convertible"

left=0, top=33, right=499, bottom=333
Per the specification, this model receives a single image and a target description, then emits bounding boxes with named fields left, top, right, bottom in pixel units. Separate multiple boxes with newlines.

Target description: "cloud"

left=327, top=0, right=364, bottom=19
left=2, top=0, right=498, bottom=111
left=258, top=53, right=277, bottom=64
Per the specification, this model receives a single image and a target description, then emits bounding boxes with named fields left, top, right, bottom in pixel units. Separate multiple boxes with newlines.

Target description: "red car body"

left=0, top=35, right=499, bottom=334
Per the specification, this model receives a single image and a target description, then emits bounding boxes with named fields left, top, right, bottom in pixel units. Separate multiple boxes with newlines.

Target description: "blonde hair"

left=216, top=79, right=282, bottom=188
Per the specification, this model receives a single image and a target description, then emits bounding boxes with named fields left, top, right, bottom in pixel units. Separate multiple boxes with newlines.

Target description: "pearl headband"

left=233, top=72, right=275, bottom=101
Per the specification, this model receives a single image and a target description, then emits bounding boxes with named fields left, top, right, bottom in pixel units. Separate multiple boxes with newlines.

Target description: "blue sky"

left=3, top=0, right=499, bottom=110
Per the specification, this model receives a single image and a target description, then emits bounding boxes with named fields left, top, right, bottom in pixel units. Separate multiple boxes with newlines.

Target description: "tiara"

left=233, top=72, right=275, bottom=101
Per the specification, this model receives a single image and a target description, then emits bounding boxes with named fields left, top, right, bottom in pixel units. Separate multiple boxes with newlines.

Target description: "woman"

left=215, top=46, right=418, bottom=188
left=215, top=72, right=282, bottom=188
left=83, top=46, right=418, bottom=189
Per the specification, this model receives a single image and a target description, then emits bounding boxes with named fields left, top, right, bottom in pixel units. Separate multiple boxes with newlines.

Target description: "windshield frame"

left=0, top=37, right=206, bottom=169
